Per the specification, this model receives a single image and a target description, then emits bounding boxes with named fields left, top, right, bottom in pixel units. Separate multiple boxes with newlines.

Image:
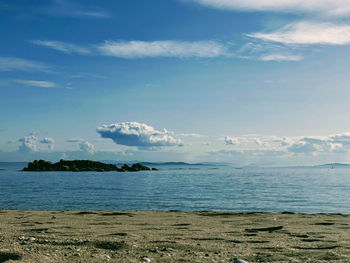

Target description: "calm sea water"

left=1, top=162, right=350, bottom=213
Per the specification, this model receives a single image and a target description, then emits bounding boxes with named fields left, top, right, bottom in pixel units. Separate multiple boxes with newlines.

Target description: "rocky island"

left=22, top=160, right=157, bottom=172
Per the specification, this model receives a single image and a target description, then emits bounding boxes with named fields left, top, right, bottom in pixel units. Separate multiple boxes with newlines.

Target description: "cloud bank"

left=97, top=122, right=183, bottom=148
left=188, top=0, right=350, bottom=17
left=248, top=22, right=350, bottom=45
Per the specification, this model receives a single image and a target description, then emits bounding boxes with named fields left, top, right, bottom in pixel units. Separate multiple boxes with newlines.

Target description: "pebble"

left=104, top=255, right=111, bottom=261
left=234, top=259, right=248, bottom=263
left=18, top=236, right=36, bottom=242
left=141, top=257, right=151, bottom=262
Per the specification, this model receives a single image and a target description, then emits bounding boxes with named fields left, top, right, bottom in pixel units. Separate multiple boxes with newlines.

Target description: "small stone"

left=234, top=259, right=248, bottom=263
left=104, top=255, right=111, bottom=261
left=18, top=236, right=25, bottom=241
left=141, top=257, right=151, bottom=262
left=28, top=237, right=36, bottom=242
left=149, top=249, right=159, bottom=253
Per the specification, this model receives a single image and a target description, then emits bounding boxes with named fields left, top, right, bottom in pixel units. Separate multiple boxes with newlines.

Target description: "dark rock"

left=151, top=168, right=158, bottom=171
left=120, top=163, right=151, bottom=172
left=245, top=226, right=283, bottom=233
left=22, top=160, right=153, bottom=172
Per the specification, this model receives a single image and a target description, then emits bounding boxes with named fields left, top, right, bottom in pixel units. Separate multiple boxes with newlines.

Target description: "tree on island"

left=22, top=159, right=157, bottom=172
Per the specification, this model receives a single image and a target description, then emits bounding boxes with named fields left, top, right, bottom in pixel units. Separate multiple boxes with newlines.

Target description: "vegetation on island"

left=22, top=159, right=158, bottom=172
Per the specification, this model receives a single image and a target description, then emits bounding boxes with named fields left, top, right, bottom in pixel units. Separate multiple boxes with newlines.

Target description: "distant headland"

left=22, top=160, right=157, bottom=172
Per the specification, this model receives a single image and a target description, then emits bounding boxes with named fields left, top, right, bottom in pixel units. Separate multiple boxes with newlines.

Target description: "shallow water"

left=1, top=162, right=350, bottom=213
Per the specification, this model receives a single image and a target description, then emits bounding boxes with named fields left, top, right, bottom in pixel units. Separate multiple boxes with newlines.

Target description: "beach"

left=0, top=210, right=349, bottom=262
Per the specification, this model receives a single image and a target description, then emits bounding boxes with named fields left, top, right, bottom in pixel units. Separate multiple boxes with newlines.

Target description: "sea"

left=1, top=162, right=350, bottom=214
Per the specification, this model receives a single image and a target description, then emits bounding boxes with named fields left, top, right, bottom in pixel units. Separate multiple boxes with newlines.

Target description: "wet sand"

left=0, top=210, right=350, bottom=262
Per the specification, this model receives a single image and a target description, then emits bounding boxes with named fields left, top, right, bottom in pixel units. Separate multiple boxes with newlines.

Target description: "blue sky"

left=2, top=0, right=350, bottom=165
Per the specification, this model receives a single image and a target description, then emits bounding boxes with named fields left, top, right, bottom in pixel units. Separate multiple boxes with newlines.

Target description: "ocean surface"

left=1, top=162, right=350, bottom=213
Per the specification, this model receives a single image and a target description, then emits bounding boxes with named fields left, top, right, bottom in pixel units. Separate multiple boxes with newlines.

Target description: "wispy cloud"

left=14, top=80, right=56, bottom=88
left=187, top=0, right=350, bottom=17
left=30, top=39, right=230, bottom=59
left=31, top=40, right=91, bottom=55
left=72, top=11, right=110, bottom=18
left=98, top=40, right=229, bottom=58
left=48, top=0, right=110, bottom=19
left=259, top=53, right=303, bottom=61
left=0, top=57, right=51, bottom=72
left=248, top=21, right=350, bottom=45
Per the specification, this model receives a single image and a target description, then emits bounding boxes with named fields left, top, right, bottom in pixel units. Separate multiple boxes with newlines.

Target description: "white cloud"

left=18, top=135, right=38, bottom=152
left=259, top=53, right=303, bottom=61
left=66, top=138, right=95, bottom=154
left=32, top=40, right=91, bottom=55
left=98, top=40, right=229, bottom=58
left=40, top=137, right=55, bottom=150
left=97, top=122, right=183, bottom=149
left=14, top=80, right=56, bottom=88
left=188, top=0, right=350, bottom=17
left=0, top=57, right=51, bottom=72
left=79, top=141, right=95, bottom=154
left=224, top=136, right=239, bottom=145
left=248, top=22, right=350, bottom=45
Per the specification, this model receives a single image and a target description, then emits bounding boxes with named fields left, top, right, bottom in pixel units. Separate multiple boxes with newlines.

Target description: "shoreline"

left=1, top=210, right=349, bottom=262
left=2, top=208, right=349, bottom=215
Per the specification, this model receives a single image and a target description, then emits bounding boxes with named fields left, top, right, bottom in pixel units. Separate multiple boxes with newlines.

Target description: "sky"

left=2, top=0, right=350, bottom=166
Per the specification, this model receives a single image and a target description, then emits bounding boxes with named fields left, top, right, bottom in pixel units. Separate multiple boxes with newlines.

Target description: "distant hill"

left=314, top=163, right=350, bottom=168
left=102, top=161, right=232, bottom=166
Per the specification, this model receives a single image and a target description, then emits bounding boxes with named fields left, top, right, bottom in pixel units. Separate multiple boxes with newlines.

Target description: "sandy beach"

left=0, top=210, right=349, bottom=262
